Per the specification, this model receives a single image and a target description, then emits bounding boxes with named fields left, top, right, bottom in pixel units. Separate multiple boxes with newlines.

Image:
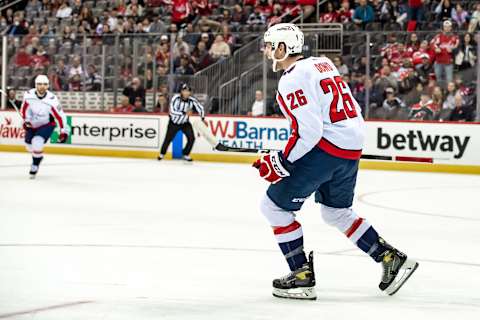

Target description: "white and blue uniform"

left=261, top=57, right=385, bottom=271
left=21, top=89, right=68, bottom=158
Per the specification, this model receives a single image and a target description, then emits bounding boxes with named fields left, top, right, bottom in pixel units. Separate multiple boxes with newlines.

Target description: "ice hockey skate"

left=378, top=238, right=419, bottom=296
left=29, top=164, right=39, bottom=179
left=272, top=251, right=316, bottom=300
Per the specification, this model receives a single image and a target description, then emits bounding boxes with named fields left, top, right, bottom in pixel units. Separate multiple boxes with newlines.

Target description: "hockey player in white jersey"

left=253, top=24, right=418, bottom=300
left=21, top=75, right=69, bottom=178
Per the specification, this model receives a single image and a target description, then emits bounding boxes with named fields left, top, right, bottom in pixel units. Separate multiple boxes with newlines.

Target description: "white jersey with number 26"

left=276, top=56, right=365, bottom=163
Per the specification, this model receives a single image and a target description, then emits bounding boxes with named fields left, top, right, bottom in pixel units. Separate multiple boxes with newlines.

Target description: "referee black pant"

left=160, top=120, right=195, bottom=156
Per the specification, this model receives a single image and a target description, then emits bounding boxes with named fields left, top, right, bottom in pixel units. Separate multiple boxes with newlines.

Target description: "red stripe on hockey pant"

left=51, top=108, right=64, bottom=128
left=317, top=138, right=362, bottom=160
left=277, top=93, right=299, bottom=159
left=345, top=218, right=364, bottom=238
left=21, top=101, right=29, bottom=119
left=32, top=150, right=43, bottom=155
left=273, top=221, right=301, bottom=235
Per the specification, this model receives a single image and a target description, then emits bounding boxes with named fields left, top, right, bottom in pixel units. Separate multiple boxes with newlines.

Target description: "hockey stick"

left=191, top=119, right=273, bottom=153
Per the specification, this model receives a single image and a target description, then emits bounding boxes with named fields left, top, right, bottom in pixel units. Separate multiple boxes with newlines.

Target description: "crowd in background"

left=1, top=0, right=478, bottom=121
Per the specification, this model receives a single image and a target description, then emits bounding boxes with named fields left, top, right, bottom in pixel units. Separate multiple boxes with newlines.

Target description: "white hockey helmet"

left=263, top=23, right=304, bottom=71
left=35, top=75, right=49, bottom=86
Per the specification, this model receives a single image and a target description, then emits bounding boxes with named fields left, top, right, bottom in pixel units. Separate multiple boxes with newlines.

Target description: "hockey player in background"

left=21, top=75, right=69, bottom=178
left=253, top=24, right=418, bottom=300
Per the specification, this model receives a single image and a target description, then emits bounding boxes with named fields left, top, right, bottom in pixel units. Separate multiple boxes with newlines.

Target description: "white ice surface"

left=0, top=152, right=479, bottom=319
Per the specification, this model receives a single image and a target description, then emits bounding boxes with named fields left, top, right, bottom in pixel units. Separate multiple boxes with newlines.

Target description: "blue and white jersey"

left=21, top=89, right=69, bottom=133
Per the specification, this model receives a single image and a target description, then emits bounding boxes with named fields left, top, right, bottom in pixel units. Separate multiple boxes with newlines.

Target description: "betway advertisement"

left=363, top=122, right=480, bottom=165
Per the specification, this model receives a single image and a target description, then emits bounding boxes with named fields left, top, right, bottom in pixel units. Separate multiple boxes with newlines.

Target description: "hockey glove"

left=23, top=121, right=32, bottom=131
left=58, top=132, right=68, bottom=143
left=252, top=151, right=291, bottom=184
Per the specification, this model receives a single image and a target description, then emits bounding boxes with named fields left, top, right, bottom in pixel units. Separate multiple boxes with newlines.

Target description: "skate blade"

left=273, top=287, right=317, bottom=300
left=385, top=259, right=419, bottom=296
left=29, top=174, right=36, bottom=180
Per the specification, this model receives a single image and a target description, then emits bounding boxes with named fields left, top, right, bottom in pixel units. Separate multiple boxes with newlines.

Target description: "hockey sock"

left=354, top=226, right=387, bottom=262
left=32, top=155, right=43, bottom=166
left=274, top=221, right=307, bottom=271
left=278, top=238, right=307, bottom=271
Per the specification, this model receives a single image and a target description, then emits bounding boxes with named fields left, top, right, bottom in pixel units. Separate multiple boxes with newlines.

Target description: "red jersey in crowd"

left=320, top=11, right=338, bottom=23
left=192, top=0, right=212, bottom=16
left=431, top=33, right=459, bottom=64
left=408, top=0, right=423, bottom=8
left=337, top=8, right=353, bottom=23
left=171, top=0, right=192, bottom=23
left=14, top=51, right=31, bottom=67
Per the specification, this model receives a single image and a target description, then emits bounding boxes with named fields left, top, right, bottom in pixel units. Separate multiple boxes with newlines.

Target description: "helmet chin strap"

left=271, top=47, right=290, bottom=72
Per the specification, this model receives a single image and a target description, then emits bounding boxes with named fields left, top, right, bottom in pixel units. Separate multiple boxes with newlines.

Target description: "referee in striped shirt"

left=158, top=83, right=205, bottom=162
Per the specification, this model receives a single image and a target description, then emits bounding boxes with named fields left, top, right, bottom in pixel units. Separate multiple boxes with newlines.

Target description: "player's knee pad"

left=260, top=194, right=294, bottom=227
left=320, top=205, right=358, bottom=233
left=31, top=136, right=45, bottom=156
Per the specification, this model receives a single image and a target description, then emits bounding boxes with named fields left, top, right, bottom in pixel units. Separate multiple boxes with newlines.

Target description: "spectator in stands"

left=111, top=96, right=134, bottom=113
left=338, top=0, right=353, bottom=23
left=150, top=15, right=167, bottom=34
left=353, top=0, right=374, bottom=27
left=68, top=56, right=84, bottom=80
left=247, top=7, right=267, bottom=26
left=431, top=20, right=459, bottom=88
left=449, top=93, right=474, bottom=121
left=138, top=53, right=154, bottom=75
left=404, top=82, right=425, bottom=107
left=468, top=4, right=480, bottom=33
left=39, top=25, right=53, bottom=47
left=455, top=33, right=477, bottom=70
left=375, top=65, right=398, bottom=93
left=442, top=81, right=457, bottom=110
left=435, top=0, right=453, bottom=22
left=172, top=35, right=190, bottom=59
left=30, top=46, right=50, bottom=69
left=126, top=0, right=144, bottom=17
left=191, top=41, right=212, bottom=71
left=200, top=32, right=213, bottom=49
left=248, top=90, right=265, bottom=117
left=320, top=2, right=338, bottom=23
left=171, top=0, right=192, bottom=27
left=69, top=74, right=82, bottom=91
left=154, top=94, right=169, bottom=113
left=409, top=93, right=435, bottom=120
left=14, top=47, right=31, bottom=67
left=6, top=16, right=28, bottom=36
left=268, top=3, right=284, bottom=26
left=451, top=3, right=469, bottom=29
left=192, top=0, right=213, bottom=17
left=26, top=0, right=42, bottom=13
left=71, top=0, right=83, bottom=16
left=183, top=23, right=200, bottom=47
left=407, top=0, right=425, bottom=31
left=123, top=77, right=146, bottom=107
left=156, top=41, right=170, bottom=68
left=62, top=25, right=76, bottom=46
left=382, top=87, right=406, bottom=116
left=209, top=34, right=231, bottom=60
left=56, top=0, right=73, bottom=19
left=232, top=4, right=247, bottom=27
left=6, top=88, right=21, bottom=110
left=175, top=54, right=195, bottom=75
left=298, top=0, right=316, bottom=22
left=406, top=33, right=420, bottom=54
left=333, top=56, right=349, bottom=76
left=0, top=17, right=7, bottom=34
left=132, top=97, right=147, bottom=112
left=85, top=65, right=102, bottom=91
left=431, top=86, right=444, bottom=113
left=221, top=8, right=232, bottom=25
